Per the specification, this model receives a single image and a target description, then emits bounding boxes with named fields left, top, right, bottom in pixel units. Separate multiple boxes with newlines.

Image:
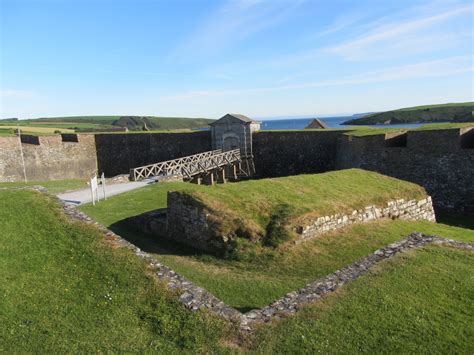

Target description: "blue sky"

left=1, top=0, right=473, bottom=119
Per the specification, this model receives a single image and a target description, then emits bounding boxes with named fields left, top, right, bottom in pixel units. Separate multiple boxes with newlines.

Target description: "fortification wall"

left=0, top=134, right=97, bottom=182
left=252, top=131, right=347, bottom=178
left=336, top=128, right=474, bottom=213
left=95, top=131, right=212, bottom=176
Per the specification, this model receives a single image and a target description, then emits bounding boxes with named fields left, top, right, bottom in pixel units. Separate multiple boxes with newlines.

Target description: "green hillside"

left=0, top=115, right=214, bottom=134
left=343, top=102, right=474, bottom=125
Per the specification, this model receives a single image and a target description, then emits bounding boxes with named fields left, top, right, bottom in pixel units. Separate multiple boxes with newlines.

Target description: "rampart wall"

left=336, top=128, right=474, bottom=213
left=252, top=131, right=347, bottom=178
left=0, top=127, right=472, bottom=213
left=95, top=131, right=212, bottom=176
left=0, top=134, right=97, bottom=182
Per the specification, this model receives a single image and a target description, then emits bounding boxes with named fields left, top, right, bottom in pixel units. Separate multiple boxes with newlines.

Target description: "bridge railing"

left=130, top=149, right=224, bottom=181
left=180, top=149, right=241, bottom=178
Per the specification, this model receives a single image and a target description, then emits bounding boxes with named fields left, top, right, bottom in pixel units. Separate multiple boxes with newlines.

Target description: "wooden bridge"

left=130, top=149, right=254, bottom=183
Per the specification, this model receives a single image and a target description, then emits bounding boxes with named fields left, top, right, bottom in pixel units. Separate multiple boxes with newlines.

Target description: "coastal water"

left=194, top=116, right=447, bottom=131
left=259, top=116, right=439, bottom=130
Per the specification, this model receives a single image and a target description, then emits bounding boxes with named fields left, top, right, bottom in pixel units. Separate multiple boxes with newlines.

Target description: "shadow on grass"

left=108, top=220, right=209, bottom=258
left=436, top=211, right=474, bottom=230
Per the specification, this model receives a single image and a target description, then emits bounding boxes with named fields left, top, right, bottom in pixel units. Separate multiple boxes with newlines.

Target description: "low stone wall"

left=166, top=192, right=227, bottom=254
left=243, top=233, right=473, bottom=326
left=295, top=197, right=436, bottom=240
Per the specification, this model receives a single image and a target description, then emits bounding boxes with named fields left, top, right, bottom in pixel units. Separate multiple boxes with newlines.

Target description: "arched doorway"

left=223, top=132, right=240, bottom=151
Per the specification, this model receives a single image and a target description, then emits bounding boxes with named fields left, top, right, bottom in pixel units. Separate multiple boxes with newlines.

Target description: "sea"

left=195, top=116, right=444, bottom=131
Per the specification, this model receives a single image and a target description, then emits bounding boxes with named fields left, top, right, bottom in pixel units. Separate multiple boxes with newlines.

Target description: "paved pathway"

left=57, top=178, right=155, bottom=205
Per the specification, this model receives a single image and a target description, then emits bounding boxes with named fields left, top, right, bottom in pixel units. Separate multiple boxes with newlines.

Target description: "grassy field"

left=0, top=179, right=88, bottom=194
left=2, top=187, right=473, bottom=352
left=250, top=245, right=474, bottom=353
left=0, top=115, right=214, bottom=135
left=79, top=177, right=473, bottom=310
left=0, top=189, right=227, bottom=352
left=343, top=102, right=473, bottom=125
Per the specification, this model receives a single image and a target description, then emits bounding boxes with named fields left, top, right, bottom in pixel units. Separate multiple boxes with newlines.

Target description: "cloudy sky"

left=1, top=0, right=473, bottom=119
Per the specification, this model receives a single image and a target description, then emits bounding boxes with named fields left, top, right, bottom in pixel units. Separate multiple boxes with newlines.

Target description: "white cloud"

left=312, top=12, right=364, bottom=38
left=159, top=55, right=473, bottom=101
left=325, top=3, right=473, bottom=60
left=171, top=0, right=305, bottom=58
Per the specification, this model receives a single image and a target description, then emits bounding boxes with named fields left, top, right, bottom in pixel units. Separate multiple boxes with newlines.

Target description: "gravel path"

left=57, top=178, right=155, bottom=205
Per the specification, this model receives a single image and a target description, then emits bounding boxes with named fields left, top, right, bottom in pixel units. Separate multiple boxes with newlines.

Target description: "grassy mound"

left=172, top=169, right=428, bottom=251
left=0, top=190, right=226, bottom=352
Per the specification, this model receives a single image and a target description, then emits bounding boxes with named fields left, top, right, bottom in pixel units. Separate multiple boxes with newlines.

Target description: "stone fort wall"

left=336, top=128, right=474, bottom=213
left=0, top=134, right=97, bottom=182
left=95, top=131, right=211, bottom=176
left=0, top=127, right=472, bottom=212
left=253, top=130, right=348, bottom=178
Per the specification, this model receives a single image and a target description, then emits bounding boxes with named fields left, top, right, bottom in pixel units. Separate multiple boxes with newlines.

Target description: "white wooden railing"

left=130, top=149, right=242, bottom=180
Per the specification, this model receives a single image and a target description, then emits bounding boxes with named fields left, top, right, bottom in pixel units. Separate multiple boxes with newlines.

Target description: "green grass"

left=343, top=101, right=473, bottom=125
left=79, top=176, right=473, bottom=310
left=0, top=128, right=15, bottom=136
left=80, top=170, right=429, bottom=231
left=2, top=188, right=474, bottom=352
left=0, top=179, right=88, bottom=194
left=171, top=169, right=427, bottom=235
left=0, top=189, right=227, bottom=352
left=0, top=115, right=214, bottom=134
left=250, top=245, right=474, bottom=353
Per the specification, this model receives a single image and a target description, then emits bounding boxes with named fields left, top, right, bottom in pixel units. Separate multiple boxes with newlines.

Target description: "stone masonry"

left=295, top=197, right=436, bottom=240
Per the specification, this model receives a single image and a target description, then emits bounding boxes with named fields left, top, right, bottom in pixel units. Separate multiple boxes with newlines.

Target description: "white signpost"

left=101, top=172, right=107, bottom=200
left=90, top=175, right=99, bottom=206
left=90, top=174, right=107, bottom=206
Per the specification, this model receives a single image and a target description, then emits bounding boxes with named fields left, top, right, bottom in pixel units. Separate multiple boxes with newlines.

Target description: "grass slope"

left=79, top=177, right=473, bottom=310
left=0, top=179, right=88, bottom=194
left=343, top=102, right=473, bottom=125
left=172, top=169, right=427, bottom=238
left=0, top=190, right=226, bottom=352
left=251, top=245, right=474, bottom=353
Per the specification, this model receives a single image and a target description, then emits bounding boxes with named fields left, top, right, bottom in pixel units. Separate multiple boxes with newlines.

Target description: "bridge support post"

left=233, top=165, right=237, bottom=180
left=218, top=169, right=226, bottom=184
left=203, top=172, right=215, bottom=185
left=190, top=174, right=202, bottom=185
